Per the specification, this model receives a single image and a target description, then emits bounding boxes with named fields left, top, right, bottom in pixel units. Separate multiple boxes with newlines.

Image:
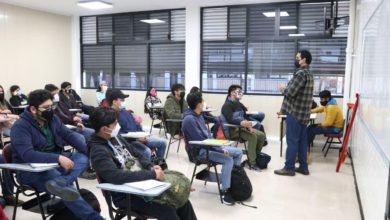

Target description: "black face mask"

left=294, top=60, right=301, bottom=68
left=66, top=89, right=71, bottom=94
left=0, top=94, right=4, bottom=101
left=320, top=101, right=328, bottom=106
left=180, top=91, right=185, bottom=99
left=39, top=108, right=54, bottom=122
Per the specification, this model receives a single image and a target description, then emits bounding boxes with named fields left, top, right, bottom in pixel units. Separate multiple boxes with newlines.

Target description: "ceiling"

left=0, top=0, right=290, bottom=16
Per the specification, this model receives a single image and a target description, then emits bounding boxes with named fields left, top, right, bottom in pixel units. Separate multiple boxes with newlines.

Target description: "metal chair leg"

left=213, top=165, right=223, bottom=203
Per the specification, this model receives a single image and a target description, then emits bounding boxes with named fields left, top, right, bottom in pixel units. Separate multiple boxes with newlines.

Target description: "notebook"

left=202, top=139, right=230, bottom=145
left=125, top=179, right=166, bottom=191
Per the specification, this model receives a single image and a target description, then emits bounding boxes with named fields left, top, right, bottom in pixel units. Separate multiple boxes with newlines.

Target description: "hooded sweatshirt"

left=182, top=108, right=224, bottom=160
left=163, top=93, right=188, bottom=134
left=311, top=99, right=344, bottom=128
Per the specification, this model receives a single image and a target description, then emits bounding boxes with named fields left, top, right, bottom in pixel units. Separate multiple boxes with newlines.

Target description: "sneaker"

left=274, top=168, right=295, bottom=176
left=4, top=195, right=24, bottom=206
left=45, top=179, right=80, bottom=201
left=80, top=170, right=96, bottom=180
left=295, top=167, right=310, bottom=175
left=221, top=190, right=235, bottom=206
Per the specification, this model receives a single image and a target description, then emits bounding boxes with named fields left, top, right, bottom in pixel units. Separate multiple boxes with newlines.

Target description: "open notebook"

left=125, top=179, right=166, bottom=191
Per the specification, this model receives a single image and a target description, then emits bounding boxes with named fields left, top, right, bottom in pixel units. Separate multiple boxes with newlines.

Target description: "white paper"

left=121, top=132, right=150, bottom=139
left=125, top=179, right=166, bottom=191
left=30, top=163, right=58, bottom=168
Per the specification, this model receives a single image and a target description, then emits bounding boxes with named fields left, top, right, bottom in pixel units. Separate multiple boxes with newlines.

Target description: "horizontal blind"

left=150, top=43, right=185, bottom=75
left=202, top=42, right=246, bottom=75
left=150, top=12, right=169, bottom=40
left=114, top=15, right=132, bottom=43
left=299, top=2, right=331, bottom=36
left=333, top=1, right=350, bottom=37
left=115, top=45, right=147, bottom=73
left=98, top=16, right=113, bottom=43
left=82, top=46, right=112, bottom=72
left=229, top=7, right=247, bottom=39
left=248, top=41, right=296, bottom=76
left=133, top=14, right=149, bottom=41
left=202, top=7, right=227, bottom=40
left=171, top=10, right=186, bottom=41
left=279, top=4, right=297, bottom=37
left=82, top=17, right=96, bottom=44
left=248, top=6, right=276, bottom=39
left=298, top=39, right=347, bottom=75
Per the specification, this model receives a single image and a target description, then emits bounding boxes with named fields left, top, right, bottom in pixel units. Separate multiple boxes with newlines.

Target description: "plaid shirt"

left=280, top=67, right=314, bottom=125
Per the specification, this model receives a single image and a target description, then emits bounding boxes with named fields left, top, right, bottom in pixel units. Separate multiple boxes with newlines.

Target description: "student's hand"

left=240, top=120, right=252, bottom=128
left=58, top=155, right=74, bottom=171
left=73, top=116, right=82, bottom=123
left=76, top=123, right=85, bottom=130
left=276, top=112, right=281, bottom=118
left=223, top=149, right=229, bottom=155
left=153, top=166, right=165, bottom=181
left=137, top=137, right=148, bottom=143
left=1, top=110, right=12, bottom=114
left=279, top=84, right=286, bottom=93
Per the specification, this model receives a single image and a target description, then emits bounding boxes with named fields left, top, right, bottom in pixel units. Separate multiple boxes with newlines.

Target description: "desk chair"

left=222, top=122, right=250, bottom=169
left=182, top=133, right=223, bottom=203
left=3, top=144, right=53, bottom=220
left=95, top=173, right=151, bottom=220
left=162, top=111, right=183, bottom=158
left=322, top=120, right=345, bottom=157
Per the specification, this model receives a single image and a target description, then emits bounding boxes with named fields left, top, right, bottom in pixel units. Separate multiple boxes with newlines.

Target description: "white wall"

left=349, top=0, right=390, bottom=219
left=0, top=2, right=72, bottom=97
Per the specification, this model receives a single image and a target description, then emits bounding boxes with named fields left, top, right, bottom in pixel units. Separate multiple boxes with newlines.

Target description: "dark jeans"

left=115, top=196, right=197, bottom=220
left=307, top=124, right=342, bottom=144
left=284, top=115, right=309, bottom=171
left=0, top=155, right=14, bottom=196
left=18, top=152, right=103, bottom=220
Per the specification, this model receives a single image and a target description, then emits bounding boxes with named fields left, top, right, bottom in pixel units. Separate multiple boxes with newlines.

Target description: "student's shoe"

left=80, top=170, right=96, bottom=180
left=221, top=190, right=235, bottom=206
left=274, top=168, right=295, bottom=176
left=45, top=179, right=80, bottom=201
left=295, top=167, right=310, bottom=175
left=4, top=195, right=24, bottom=206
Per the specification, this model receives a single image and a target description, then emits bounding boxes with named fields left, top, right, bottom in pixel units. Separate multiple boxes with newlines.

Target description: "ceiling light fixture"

left=140, top=19, right=166, bottom=24
left=280, top=25, right=297, bottom=30
left=78, top=0, right=113, bottom=10
left=288, top=33, right=305, bottom=37
left=263, top=11, right=289, bottom=17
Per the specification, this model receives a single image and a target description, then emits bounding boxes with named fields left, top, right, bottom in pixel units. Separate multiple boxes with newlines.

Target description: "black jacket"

left=88, top=134, right=156, bottom=204
left=9, top=95, right=28, bottom=107
left=59, top=91, right=79, bottom=109
left=221, top=98, right=249, bottom=125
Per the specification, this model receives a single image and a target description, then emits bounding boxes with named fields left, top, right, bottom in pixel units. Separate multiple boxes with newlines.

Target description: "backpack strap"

left=236, top=201, right=258, bottom=209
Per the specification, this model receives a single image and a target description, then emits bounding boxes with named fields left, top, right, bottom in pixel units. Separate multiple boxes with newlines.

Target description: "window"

left=80, top=9, right=185, bottom=90
left=201, top=1, right=349, bottom=96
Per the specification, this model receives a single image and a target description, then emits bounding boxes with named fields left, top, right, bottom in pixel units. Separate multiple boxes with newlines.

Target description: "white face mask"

left=120, top=102, right=126, bottom=109
left=235, top=91, right=243, bottom=100
left=107, top=123, right=121, bottom=138
left=53, top=94, right=60, bottom=102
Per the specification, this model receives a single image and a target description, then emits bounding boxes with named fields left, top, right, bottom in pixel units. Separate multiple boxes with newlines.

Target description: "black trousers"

left=116, top=195, right=197, bottom=220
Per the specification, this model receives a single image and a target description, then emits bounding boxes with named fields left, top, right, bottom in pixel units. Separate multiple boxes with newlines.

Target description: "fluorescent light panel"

left=140, top=19, right=166, bottom=24
left=263, top=11, right=289, bottom=17
left=288, top=33, right=305, bottom=37
left=78, top=1, right=113, bottom=10
left=280, top=25, right=297, bottom=30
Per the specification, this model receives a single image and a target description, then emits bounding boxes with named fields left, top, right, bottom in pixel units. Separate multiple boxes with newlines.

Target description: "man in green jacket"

left=163, top=84, right=188, bottom=135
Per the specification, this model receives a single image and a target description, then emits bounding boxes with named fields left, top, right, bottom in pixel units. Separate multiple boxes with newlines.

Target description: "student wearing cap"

left=106, top=89, right=167, bottom=160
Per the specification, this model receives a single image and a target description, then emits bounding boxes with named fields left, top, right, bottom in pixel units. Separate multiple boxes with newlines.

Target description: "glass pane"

left=229, top=7, right=247, bottom=38
left=279, top=4, right=298, bottom=37
left=98, top=16, right=113, bottom=43
left=82, top=16, right=96, bottom=44
left=249, top=6, right=276, bottom=39
left=150, top=12, right=169, bottom=40
left=82, top=46, right=112, bottom=88
left=114, top=45, right=147, bottom=89
left=203, top=7, right=228, bottom=40
left=202, top=42, right=245, bottom=92
left=150, top=44, right=185, bottom=90
left=171, top=10, right=186, bottom=41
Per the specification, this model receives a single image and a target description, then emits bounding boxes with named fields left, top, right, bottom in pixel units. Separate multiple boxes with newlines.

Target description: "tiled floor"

left=3, top=132, right=361, bottom=220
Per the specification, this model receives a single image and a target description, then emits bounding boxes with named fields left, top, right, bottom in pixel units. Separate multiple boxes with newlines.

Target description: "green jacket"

left=163, top=94, right=188, bottom=134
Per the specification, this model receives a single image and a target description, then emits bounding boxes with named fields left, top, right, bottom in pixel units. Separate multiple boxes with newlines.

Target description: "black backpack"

left=49, top=188, right=101, bottom=220
left=256, top=152, right=271, bottom=169
left=229, top=166, right=252, bottom=201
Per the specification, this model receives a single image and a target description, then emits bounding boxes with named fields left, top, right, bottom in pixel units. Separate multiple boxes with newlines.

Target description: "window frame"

left=200, top=1, right=349, bottom=97
left=80, top=8, right=185, bottom=91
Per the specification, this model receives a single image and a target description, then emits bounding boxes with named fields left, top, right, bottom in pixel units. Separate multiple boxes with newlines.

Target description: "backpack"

left=256, top=152, right=271, bottom=169
left=49, top=189, right=101, bottom=220
left=229, top=166, right=252, bottom=201
left=155, top=170, right=191, bottom=209
left=215, top=116, right=226, bottom=140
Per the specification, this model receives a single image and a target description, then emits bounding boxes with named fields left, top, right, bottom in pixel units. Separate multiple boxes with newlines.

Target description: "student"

left=10, top=89, right=103, bottom=220
left=274, top=50, right=314, bottom=176
left=308, top=90, right=344, bottom=145
left=221, top=85, right=266, bottom=170
left=107, top=89, right=166, bottom=160
left=188, top=86, right=220, bottom=138
left=182, top=92, right=242, bottom=205
left=88, top=106, right=198, bottom=220
left=60, top=81, right=95, bottom=116
left=44, top=84, right=94, bottom=140
left=96, top=81, right=108, bottom=106
left=0, top=85, right=19, bottom=136
left=9, top=85, right=28, bottom=107
left=164, top=84, right=188, bottom=135
left=144, top=87, right=163, bottom=126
